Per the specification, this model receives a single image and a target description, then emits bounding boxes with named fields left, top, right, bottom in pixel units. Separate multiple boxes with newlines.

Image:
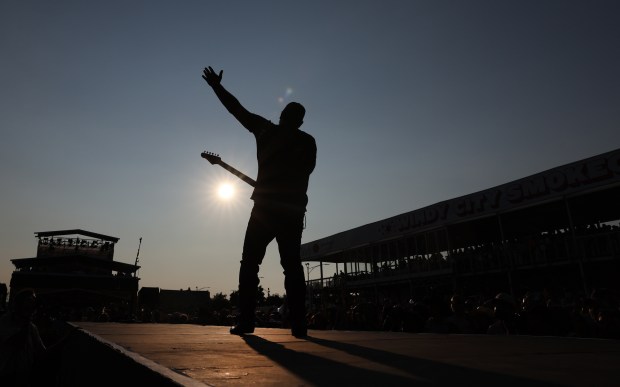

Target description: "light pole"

left=305, top=263, right=329, bottom=284
left=305, top=263, right=329, bottom=310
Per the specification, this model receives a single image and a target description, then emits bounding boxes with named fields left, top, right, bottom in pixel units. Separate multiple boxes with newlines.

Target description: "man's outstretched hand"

left=203, top=66, right=223, bottom=87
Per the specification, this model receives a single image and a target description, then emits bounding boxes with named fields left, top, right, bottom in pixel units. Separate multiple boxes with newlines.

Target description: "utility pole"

left=134, top=237, right=142, bottom=278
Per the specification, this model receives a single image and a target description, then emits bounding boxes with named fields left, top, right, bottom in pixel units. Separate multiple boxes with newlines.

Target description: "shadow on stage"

left=242, top=334, right=560, bottom=386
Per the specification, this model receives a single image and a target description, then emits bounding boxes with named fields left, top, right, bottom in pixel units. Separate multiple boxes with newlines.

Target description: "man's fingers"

left=202, top=66, right=222, bottom=84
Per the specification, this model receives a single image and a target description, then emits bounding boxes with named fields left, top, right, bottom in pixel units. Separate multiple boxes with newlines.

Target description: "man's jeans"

left=237, top=204, right=307, bottom=327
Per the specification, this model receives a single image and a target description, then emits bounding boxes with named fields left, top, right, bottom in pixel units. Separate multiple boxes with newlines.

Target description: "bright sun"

left=217, top=183, right=235, bottom=200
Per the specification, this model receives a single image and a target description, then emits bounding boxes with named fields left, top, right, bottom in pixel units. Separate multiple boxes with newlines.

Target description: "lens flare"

left=278, top=87, right=294, bottom=104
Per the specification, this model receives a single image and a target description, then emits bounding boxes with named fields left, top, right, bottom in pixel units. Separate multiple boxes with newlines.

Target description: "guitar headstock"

left=201, top=151, right=222, bottom=165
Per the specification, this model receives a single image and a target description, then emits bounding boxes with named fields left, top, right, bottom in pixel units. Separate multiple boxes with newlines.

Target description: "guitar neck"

left=218, top=161, right=256, bottom=187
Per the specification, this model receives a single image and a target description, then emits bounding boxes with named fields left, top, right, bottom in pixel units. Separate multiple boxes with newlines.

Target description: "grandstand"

left=301, top=148, right=620, bottom=304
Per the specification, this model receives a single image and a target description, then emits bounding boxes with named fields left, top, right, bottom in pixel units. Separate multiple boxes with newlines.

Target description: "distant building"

left=138, top=287, right=211, bottom=323
left=10, top=229, right=139, bottom=320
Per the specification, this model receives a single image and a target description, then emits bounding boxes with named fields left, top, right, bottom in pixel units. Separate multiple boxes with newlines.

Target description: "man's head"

left=279, top=102, right=305, bottom=129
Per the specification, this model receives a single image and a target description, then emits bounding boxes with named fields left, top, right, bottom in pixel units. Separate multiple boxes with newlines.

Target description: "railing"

left=37, top=237, right=115, bottom=259
left=304, top=227, right=620, bottom=288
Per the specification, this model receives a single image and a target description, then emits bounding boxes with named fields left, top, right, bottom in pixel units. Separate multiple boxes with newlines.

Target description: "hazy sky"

left=1, top=1, right=619, bottom=297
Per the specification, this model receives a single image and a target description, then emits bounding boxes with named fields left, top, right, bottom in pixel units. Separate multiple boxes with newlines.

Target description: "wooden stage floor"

left=76, top=323, right=620, bottom=386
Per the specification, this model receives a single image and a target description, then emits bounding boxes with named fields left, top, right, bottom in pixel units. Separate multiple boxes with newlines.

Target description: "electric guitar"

left=201, top=151, right=256, bottom=187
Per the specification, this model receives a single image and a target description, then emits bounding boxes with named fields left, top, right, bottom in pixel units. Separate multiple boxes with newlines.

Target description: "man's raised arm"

left=202, top=66, right=262, bottom=131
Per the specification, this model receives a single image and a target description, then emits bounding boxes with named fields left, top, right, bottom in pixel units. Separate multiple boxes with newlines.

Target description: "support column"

left=565, top=197, right=588, bottom=295
left=497, top=213, right=514, bottom=298
left=446, top=226, right=457, bottom=292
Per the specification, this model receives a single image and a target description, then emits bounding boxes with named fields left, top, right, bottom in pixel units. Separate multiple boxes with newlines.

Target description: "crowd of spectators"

left=130, top=222, right=619, bottom=337
left=296, top=222, right=620, bottom=339
left=303, top=286, right=620, bottom=340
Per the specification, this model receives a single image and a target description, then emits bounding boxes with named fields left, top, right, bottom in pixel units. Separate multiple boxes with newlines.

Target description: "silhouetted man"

left=202, top=66, right=316, bottom=337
